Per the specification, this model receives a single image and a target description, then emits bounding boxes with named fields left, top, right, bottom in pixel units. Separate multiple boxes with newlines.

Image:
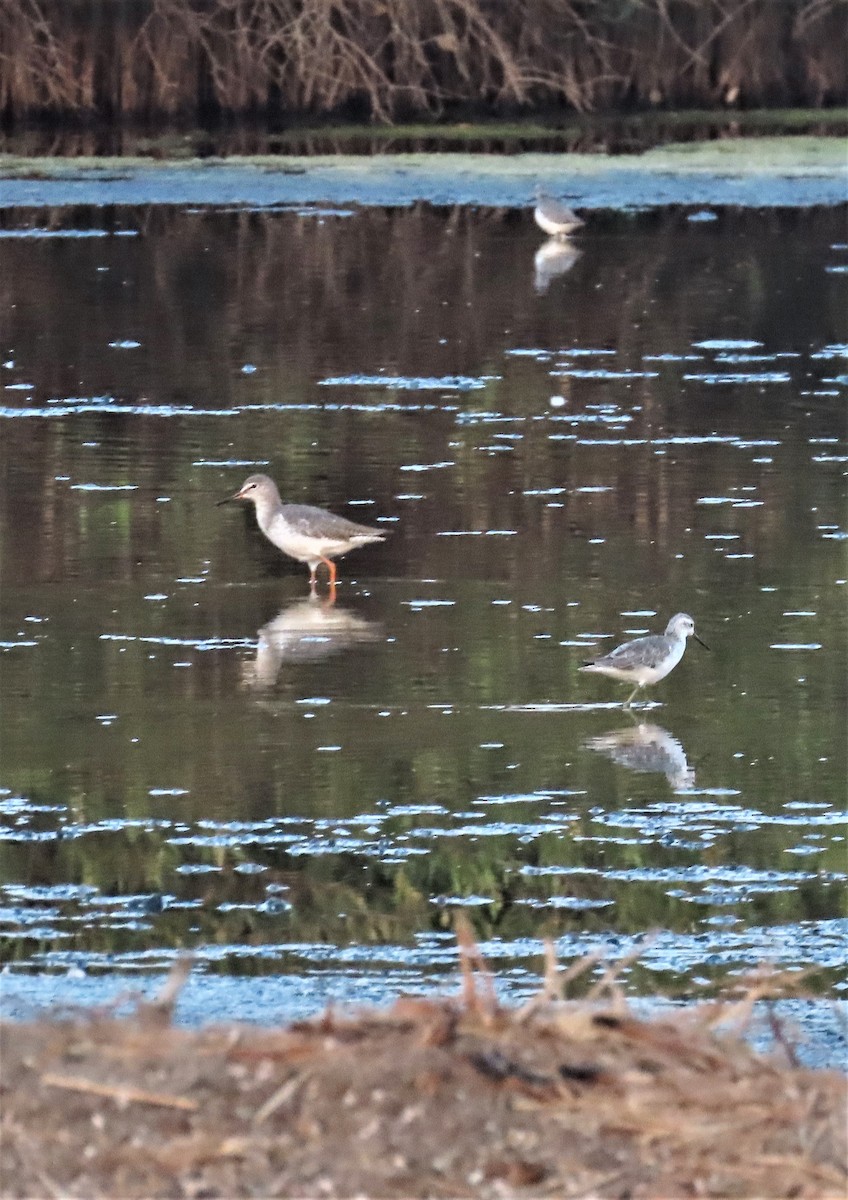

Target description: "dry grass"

left=0, top=0, right=845, bottom=126
left=1, top=933, right=845, bottom=1198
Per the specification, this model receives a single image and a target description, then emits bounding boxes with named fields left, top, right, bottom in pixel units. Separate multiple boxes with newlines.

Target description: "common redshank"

left=217, top=473, right=388, bottom=592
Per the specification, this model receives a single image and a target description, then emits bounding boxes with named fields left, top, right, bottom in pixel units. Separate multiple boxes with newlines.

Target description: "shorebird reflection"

left=243, top=596, right=382, bottom=689
left=583, top=723, right=695, bottom=792
left=534, top=238, right=581, bottom=294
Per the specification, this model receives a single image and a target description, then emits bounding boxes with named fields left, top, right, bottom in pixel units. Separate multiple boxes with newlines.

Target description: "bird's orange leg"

left=321, top=557, right=337, bottom=587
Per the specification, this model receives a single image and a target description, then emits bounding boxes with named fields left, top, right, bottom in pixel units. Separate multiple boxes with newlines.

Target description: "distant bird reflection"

left=533, top=238, right=582, bottom=293
left=243, top=596, right=382, bottom=689
left=583, top=723, right=696, bottom=792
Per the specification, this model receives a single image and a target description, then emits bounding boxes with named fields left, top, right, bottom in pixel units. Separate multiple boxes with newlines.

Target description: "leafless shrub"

left=0, top=0, right=845, bottom=123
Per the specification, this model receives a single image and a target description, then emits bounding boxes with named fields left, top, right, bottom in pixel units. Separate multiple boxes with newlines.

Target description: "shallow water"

left=0, top=201, right=846, bottom=1033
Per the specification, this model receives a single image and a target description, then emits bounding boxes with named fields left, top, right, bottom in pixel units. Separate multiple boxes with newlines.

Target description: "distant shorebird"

left=579, top=613, right=709, bottom=706
left=533, top=192, right=585, bottom=239
left=217, top=473, right=388, bottom=593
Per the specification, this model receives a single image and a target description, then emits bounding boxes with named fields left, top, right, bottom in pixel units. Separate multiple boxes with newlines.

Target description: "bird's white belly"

left=535, top=208, right=580, bottom=238
left=534, top=208, right=564, bottom=237
left=628, top=646, right=685, bottom=686
left=649, top=643, right=685, bottom=682
left=592, top=662, right=664, bottom=685
left=268, top=529, right=340, bottom=563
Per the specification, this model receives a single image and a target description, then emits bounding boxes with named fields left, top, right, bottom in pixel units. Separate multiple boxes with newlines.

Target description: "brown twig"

left=455, top=911, right=499, bottom=1016
left=41, top=1072, right=199, bottom=1111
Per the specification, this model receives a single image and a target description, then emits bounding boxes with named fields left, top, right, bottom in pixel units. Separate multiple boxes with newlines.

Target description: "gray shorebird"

left=533, top=191, right=585, bottom=239
left=579, top=613, right=709, bottom=706
left=217, top=473, right=388, bottom=592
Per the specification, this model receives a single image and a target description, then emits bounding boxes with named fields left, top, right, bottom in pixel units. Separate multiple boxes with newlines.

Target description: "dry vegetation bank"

left=1, top=0, right=846, bottom=127
left=1, top=947, right=846, bottom=1199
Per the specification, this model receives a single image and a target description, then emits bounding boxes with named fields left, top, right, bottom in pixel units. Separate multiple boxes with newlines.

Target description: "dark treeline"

left=1, top=0, right=845, bottom=128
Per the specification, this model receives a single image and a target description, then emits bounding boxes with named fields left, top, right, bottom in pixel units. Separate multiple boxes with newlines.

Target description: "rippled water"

left=0, top=202, right=845, bottom=1031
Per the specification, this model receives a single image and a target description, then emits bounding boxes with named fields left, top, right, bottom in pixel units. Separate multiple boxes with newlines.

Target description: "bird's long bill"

left=215, top=488, right=244, bottom=507
left=694, top=633, right=711, bottom=651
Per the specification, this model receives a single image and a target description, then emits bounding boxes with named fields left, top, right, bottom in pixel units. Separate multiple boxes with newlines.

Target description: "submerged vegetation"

left=1, top=0, right=846, bottom=130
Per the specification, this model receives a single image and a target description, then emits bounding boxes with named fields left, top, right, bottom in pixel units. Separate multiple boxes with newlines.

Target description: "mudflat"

left=2, top=963, right=845, bottom=1199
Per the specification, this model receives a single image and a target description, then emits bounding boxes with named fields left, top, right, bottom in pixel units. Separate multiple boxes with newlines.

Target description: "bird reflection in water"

left=583, top=723, right=696, bottom=792
left=242, top=595, right=383, bottom=690
left=533, top=238, right=582, bottom=294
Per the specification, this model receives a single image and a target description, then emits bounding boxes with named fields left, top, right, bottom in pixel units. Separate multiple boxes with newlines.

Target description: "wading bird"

left=218, top=474, right=388, bottom=594
left=579, top=613, right=709, bottom=706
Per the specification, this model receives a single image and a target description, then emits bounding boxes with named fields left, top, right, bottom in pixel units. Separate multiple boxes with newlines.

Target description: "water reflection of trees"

left=2, top=793, right=843, bottom=988
left=2, top=204, right=844, bottom=399
left=2, top=205, right=844, bottom=587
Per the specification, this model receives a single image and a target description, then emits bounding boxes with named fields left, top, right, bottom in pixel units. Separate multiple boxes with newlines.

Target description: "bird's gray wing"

left=602, top=635, right=666, bottom=668
left=283, top=505, right=384, bottom=539
left=537, top=197, right=583, bottom=225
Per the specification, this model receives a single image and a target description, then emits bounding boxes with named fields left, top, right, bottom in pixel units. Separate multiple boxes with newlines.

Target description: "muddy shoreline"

left=2, top=968, right=845, bottom=1199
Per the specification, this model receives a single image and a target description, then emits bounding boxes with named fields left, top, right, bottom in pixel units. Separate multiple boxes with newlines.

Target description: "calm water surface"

left=0, top=202, right=846, bottom=1021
